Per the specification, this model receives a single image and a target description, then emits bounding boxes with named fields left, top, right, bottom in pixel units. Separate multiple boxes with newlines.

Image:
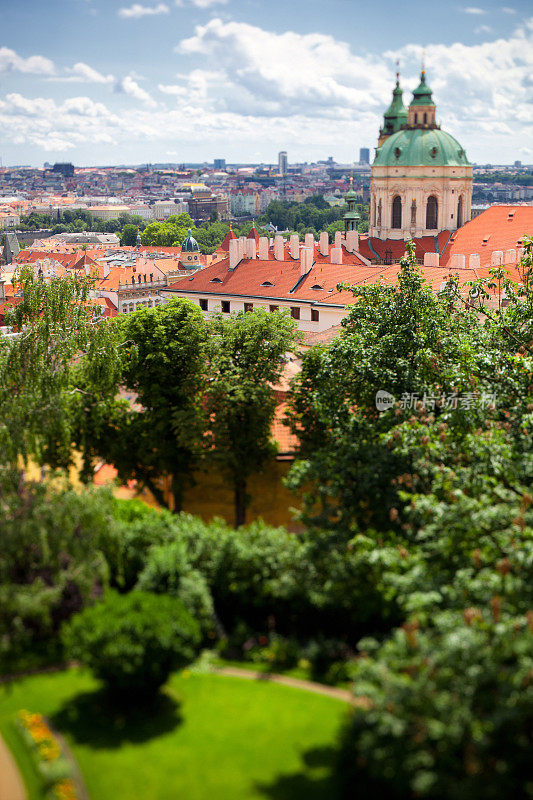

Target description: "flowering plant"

left=16, top=710, right=78, bottom=799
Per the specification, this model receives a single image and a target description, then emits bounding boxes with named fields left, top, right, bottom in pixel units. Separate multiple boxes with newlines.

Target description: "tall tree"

left=204, top=308, right=298, bottom=526
left=85, top=298, right=209, bottom=511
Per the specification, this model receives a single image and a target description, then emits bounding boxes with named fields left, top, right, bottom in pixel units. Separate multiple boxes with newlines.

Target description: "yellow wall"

left=182, top=460, right=301, bottom=530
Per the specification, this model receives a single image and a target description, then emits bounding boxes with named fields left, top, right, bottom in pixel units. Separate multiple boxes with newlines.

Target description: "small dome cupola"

left=180, top=228, right=201, bottom=270
left=181, top=228, right=200, bottom=252
left=408, top=67, right=437, bottom=128
left=378, top=66, right=408, bottom=146
left=344, top=175, right=360, bottom=232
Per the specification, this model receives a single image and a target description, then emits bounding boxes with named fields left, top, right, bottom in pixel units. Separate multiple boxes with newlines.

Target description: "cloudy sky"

left=0, top=0, right=531, bottom=167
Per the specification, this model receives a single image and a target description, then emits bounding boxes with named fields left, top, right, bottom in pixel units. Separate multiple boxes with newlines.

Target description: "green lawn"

left=0, top=668, right=348, bottom=800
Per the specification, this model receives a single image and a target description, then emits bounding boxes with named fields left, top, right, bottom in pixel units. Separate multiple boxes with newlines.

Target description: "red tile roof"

left=440, top=205, right=533, bottom=268
left=219, top=228, right=237, bottom=252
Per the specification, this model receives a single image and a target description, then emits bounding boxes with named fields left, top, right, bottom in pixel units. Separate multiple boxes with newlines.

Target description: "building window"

left=426, top=195, right=438, bottom=230
left=392, top=195, right=402, bottom=229
left=200, top=298, right=208, bottom=311
left=290, top=307, right=300, bottom=320
left=311, top=309, right=319, bottom=322
left=423, top=112, right=427, bottom=124
left=377, top=199, right=382, bottom=227
left=221, top=300, right=230, bottom=313
left=414, top=112, right=418, bottom=124
left=244, top=302, right=253, bottom=313
left=269, top=305, right=279, bottom=312
left=457, top=195, right=464, bottom=228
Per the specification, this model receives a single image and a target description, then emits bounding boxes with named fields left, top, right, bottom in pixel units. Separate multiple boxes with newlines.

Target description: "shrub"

left=136, top=541, right=215, bottom=631
left=338, top=611, right=533, bottom=800
left=62, top=591, right=200, bottom=695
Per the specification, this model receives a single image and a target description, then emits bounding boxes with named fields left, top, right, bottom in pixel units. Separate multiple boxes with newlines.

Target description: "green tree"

left=62, top=591, right=200, bottom=696
left=205, top=308, right=298, bottom=526
left=120, top=223, right=139, bottom=246
left=83, top=299, right=209, bottom=511
left=0, top=485, right=113, bottom=673
left=338, top=611, right=533, bottom=800
left=1, top=268, right=120, bottom=474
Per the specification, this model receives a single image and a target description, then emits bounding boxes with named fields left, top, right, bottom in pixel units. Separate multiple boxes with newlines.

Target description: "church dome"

left=373, top=127, right=471, bottom=168
left=181, top=228, right=200, bottom=252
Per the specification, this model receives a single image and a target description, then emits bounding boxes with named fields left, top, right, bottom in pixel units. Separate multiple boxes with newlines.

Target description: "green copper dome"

left=181, top=228, right=199, bottom=252
left=410, top=70, right=435, bottom=107
left=373, top=127, right=471, bottom=168
left=381, top=78, right=408, bottom=137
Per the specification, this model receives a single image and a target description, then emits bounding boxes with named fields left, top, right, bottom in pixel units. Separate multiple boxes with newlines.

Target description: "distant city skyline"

left=0, top=0, right=531, bottom=167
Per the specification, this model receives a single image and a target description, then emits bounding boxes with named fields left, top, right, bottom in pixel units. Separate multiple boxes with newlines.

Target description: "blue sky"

left=0, top=0, right=531, bottom=166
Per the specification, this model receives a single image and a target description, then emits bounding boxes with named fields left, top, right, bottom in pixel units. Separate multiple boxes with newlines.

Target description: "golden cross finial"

left=422, top=49, right=426, bottom=76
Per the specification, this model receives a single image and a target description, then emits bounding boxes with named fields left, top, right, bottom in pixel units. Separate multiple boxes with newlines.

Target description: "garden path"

left=214, top=666, right=370, bottom=708
left=0, top=733, right=27, bottom=800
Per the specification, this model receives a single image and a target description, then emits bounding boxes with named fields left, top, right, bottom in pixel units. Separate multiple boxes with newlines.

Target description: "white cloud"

left=502, top=6, right=516, bottom=13
left=118, top=3, right=169, bottom=19
left=1, top=17, right=532, bottom=165
left=175, top=0, right=227, bottom=7
left=57, top=62, right=115, bottom=84
left=177, top=18, right=390, bottom=116
left=474, top=24, right=492, bottom=33
left=0, top=47, right=55, bottom=76
left=462, top=6, right=485, bottom=13
left=115, top=75, right=158, bottom=107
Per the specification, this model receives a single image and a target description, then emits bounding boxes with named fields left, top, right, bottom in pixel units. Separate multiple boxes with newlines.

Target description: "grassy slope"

left=0, top=668, right=348, bottom=800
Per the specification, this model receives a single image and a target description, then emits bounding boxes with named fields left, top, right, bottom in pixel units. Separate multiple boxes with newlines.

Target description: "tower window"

left=392, top=195, right=402, bottom=229
left=426, top=195, right=438, bottom=230
left=414, top=113, right=418, bottom=124
left=457, top=195, right=464, bottom=228
left=423, top=112, right=427, bottom=124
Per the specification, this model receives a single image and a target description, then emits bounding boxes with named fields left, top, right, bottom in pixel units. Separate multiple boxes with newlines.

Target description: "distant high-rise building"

left=278, top=151, right=288, bottom=176
left=359, top=148, right=370, bottom=164
left=514, top=160, right=522, bottom=168
left=214, top=158, right=226, bottom=170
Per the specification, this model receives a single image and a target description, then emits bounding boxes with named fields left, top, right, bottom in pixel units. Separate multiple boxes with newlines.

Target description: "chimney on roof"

left=289, top=234, right=299, bottom=259
left=258, top=237, right=269, bottom=260
left=300, top=246, right=313, bottom=276
left=423, top=252, right=439, bottom=267
left=245, top=238, right=257, bottom=259
left=331, top=247, right=343, bottom=265
left=504, top=248, right=517, bottom=265
left=274, top=235, right=284, bottom=261
left=304, top=233, right=315, bottom=253
left=0, top=276, right=5, bottom=303
left=104, top=262, right=110, bottom=279
left=491, top=250, right=503, bottom=266
left=229, top=238, right=241, bottom=269
left=84, top=261, right=90, bottom=277
left=334, top=231, right=342, bottom=251
left=238, top=237, right=246, bottom=260
left=319, top=231, right=329, bottom=257
left=469, top=253, right=480, bottom=268
left=451, top=254, right=465, bottom=269
left=345, top=230, right=358, bottom=253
